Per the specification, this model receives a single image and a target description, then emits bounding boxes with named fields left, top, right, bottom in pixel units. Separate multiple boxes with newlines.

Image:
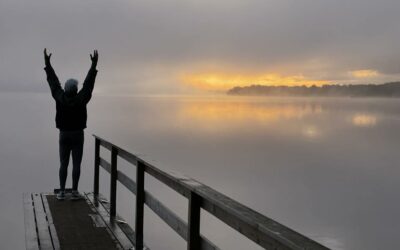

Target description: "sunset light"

left=350, top=69, right=379, bottom=78
left=3, top=1, right=400, bottom=249
left=179, top=101, right=323, bottom=125
left=180, top=72, right=329, bottom=91
left=352, top=114, right=377, bottom=127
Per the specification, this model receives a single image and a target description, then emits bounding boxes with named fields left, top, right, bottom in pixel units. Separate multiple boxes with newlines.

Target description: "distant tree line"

left=227, top=82, right=400, bottom=97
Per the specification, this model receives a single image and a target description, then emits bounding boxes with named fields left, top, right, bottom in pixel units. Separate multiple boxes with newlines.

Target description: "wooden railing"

left=93, top=135, right=329, bottom=250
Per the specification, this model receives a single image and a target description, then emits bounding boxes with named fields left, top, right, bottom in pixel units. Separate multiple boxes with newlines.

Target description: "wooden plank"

left=94, top=135, right=193, bottom=196
left=117, top=170, right=137, bottom=194
left=135, top=161, right=145, bottom=250
left=93, top=134, right=138, bottom=166
left=114, top=171, right=219, bottom=250
left=144, top=191, right=185, bottom=237
left=88, top=214, right=107, bottom=228
left=85, top=193, right=133, bottom=249
left=88, top=193, right=151, bottom=250
left=46, top=194, right=121, bottom=250
left=110, top=147, right=118, bottom=217
left=94, top=138, right=100, bottom=196
left=144, top=191, right=219, bottom=250
left=115, top=221, right=137, bottom=248
left=98, top=138, right=113, bottom=150
left=143, top=161, right=191, bottom=198
left=187, top=192, right=201, bottom=250
left=95, top=194, right=136, bottom=240
left=117, top=147, right=138, bottom=166
left=41, top=194, right=60, bottom=250
left=100, top=157, right=111, bottom=173
left=96, top=195, right=137, bottom=246
left=32, top=193, right=54, bottom=249
left=23, top=193, right=39, bottom=250
left=196, top=185, right=328, bottom=250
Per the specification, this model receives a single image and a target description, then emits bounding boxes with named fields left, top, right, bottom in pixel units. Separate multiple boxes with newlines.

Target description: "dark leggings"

left=59, top=130, right=84, bottom=191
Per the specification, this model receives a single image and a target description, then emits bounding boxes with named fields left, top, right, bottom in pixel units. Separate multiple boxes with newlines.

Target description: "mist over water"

left=1, top=93, right=400, bottom=249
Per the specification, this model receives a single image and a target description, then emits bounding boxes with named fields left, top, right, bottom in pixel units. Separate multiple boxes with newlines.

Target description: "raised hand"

left=90, top=50, right=98, bottom=67
left=44, top=48, right=52, bottom=66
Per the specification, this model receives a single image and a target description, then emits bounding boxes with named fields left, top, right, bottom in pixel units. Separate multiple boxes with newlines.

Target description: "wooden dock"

left=24, top=192, right=139, bottom=250
left=24, top=135, right=330, bottom=250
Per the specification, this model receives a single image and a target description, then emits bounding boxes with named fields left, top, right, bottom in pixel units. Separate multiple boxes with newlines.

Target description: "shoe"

left=56, top=191, right=65, bottom=200
left=70, top=190, right=83, bottom=201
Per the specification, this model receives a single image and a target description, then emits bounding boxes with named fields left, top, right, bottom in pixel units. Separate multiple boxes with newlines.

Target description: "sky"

left=1, top=0, right=400, bottom=94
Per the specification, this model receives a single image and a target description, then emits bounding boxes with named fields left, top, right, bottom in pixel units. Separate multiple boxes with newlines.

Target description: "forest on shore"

left=227, top=82, right=400, bottom=97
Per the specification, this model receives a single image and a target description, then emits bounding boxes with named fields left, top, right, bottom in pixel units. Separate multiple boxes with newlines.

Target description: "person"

left=44, top=48, right=98, bottom=200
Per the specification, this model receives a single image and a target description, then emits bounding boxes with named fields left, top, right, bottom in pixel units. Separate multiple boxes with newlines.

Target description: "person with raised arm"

left=44, top=48, right=98, bottom=200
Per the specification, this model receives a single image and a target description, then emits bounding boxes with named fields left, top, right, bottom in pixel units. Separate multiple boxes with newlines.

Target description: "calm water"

left=1, top=93, right=399, bottom=250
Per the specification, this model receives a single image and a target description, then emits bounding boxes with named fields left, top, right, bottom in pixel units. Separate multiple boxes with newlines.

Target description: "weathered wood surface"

left=24, top=192, right=138, bottom=250
left=23, top=193, right=40, bottom=250
left=99, top=158, right=219, bottom=250
left=187, top=192, right=201, bottom=250
left=94, top=138, right=100, bottom=196
left=85, top=193, right=137, bottom=249
left=23, top=193, right=60, bottom=250
left=33, top=194, right=55, bottom=249
left=94, top=134, right=330, bottom=250
left=135, top=161, right=145, bottom=250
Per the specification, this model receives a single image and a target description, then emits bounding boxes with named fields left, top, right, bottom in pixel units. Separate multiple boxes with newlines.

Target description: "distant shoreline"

left=227, top=82, right=400, bottom=97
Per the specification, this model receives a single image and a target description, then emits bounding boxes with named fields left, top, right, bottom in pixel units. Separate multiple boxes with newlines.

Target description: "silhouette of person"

left=44, top=48, right=98, bottom=200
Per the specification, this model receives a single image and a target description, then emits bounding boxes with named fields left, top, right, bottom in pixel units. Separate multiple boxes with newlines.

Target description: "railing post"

left=93, top=138, right=100, bottom=198
left=135, top=160, right=145, bottom=249
left=110, top=146, right=118, bottom=218
left=187, top=191, right=201, bottom=250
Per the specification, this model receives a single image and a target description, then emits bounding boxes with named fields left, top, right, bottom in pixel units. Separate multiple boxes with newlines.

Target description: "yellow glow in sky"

left=350, top=69, right=379, bottom=78
left=180, top=72, right=329, bottom=91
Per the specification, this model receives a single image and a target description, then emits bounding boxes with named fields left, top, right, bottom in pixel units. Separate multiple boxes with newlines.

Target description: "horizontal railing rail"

left=93, top=134, right=329, bottom=250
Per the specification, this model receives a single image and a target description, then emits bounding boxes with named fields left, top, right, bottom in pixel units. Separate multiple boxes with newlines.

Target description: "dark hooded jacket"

left=44, top=64, right=97, bottom=131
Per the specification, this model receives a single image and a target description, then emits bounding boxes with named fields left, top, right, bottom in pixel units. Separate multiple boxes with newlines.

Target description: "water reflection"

left=302, top=125, right=320, bottom=138
left=2, top=94, right=399, bottom=250
left=58, top=97, right=400, bottom=250
left=352, top=114, right=377, bottom=127
left=178, top=100, right=323, bottom=123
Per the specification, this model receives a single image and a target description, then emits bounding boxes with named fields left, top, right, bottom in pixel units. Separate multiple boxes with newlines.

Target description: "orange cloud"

left=180, top=72, right=329, bottom=91
left=350, top=69, right=379, bottom=78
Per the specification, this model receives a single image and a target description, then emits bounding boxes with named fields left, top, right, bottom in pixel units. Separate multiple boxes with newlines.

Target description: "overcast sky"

left=1, top=0, right=400, bottom=94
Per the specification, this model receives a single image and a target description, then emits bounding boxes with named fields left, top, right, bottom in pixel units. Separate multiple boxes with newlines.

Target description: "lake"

left=1, top=93, right=399, bottom=249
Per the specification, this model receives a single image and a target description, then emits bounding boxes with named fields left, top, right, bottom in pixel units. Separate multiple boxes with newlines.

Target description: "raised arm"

left=43, top=48, right=63, bottom=101
left=78, top=50, right=98, bottom=104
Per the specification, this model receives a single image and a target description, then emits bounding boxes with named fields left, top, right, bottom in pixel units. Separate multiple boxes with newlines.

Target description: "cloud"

left=350, top=70, right=379, bottom=78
